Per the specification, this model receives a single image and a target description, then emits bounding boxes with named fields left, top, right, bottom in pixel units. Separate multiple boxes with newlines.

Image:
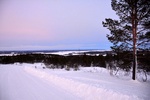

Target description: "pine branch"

left=124, top=41, right=133, bottom=46
left=137, top=28, right=147, bottom=34
left=137, top=40, right=150, bottom=46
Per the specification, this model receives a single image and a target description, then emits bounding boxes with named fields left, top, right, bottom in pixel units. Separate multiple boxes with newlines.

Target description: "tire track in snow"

left=24, top=67, right=142, bottom=100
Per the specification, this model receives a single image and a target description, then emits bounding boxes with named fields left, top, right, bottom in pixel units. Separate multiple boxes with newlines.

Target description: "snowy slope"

left=46, top=67, right=150, bottom=100
left=0, top=63, right=150, bottom=100
left=0, top=64, right=80, bottom=100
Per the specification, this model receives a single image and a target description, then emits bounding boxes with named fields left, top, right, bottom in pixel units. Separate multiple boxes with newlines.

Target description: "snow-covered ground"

left=0, top=63, right=150, bottom=100
left=0, top=49, right=107, bottom=56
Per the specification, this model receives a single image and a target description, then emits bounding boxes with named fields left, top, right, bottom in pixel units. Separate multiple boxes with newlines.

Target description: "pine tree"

left=102, top=0, right=150, bottom=80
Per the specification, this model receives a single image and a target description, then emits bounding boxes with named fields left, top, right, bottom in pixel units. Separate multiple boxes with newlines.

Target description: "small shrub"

left=65, top=65, right=70, bottom=71
left=73, top=64, right=79, bottom=71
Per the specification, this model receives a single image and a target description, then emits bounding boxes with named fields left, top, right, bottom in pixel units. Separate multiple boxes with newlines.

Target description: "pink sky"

left=0, top=0, right=118, bottom=50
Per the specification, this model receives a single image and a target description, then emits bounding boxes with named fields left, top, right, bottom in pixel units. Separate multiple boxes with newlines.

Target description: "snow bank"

left=24, top=67, right=141, bottom=100
left=80, top=67, right=109, bottom=73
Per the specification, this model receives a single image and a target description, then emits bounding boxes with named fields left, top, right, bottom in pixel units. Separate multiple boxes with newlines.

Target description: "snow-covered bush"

left=65, top=65, right=70, bottom=71
left=73, top=64, right=80, bottom=71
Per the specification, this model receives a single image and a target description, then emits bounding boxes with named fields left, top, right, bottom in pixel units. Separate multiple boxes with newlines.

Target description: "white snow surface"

left=45, top=50, right=89, bottom=55
left=0, top=63, right=150, bottom=100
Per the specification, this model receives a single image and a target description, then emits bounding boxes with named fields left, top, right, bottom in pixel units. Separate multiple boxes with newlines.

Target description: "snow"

left=34, top=50, right=106, bottom=55
left=0, top=63, right=150, bottom=100
left=0, top=53, right=17, bottom=56
left=0, top=64, right=80, bottom=100
left=45, top=50, right=89, bottom=55
left=0, top=50, right=108, bottom=56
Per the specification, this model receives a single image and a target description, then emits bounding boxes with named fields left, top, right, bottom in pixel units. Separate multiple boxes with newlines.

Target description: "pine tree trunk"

left=132, top=2, right=137, bottom=80
left=132, top=31, right=137, bottom=80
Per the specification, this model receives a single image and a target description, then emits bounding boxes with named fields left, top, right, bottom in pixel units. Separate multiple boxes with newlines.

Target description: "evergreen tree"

left=102, top=0, right=150, bottom=80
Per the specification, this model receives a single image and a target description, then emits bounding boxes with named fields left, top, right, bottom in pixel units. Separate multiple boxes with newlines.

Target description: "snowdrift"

left=24, top=67, right=141, bottom=100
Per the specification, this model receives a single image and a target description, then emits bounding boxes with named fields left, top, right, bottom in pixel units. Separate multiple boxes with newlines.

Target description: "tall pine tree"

left=102, top=0, right=150, bottom=80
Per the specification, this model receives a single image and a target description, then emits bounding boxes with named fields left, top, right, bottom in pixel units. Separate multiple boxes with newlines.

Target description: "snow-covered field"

left=0, top=63, right=150, bottom=100
left=0, top=49, right=107, bottom=56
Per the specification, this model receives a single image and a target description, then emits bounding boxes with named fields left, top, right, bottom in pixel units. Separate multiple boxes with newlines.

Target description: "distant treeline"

left=0, top=51, right=149, bottom=71
left=0, top=54, right=106, bottom=67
